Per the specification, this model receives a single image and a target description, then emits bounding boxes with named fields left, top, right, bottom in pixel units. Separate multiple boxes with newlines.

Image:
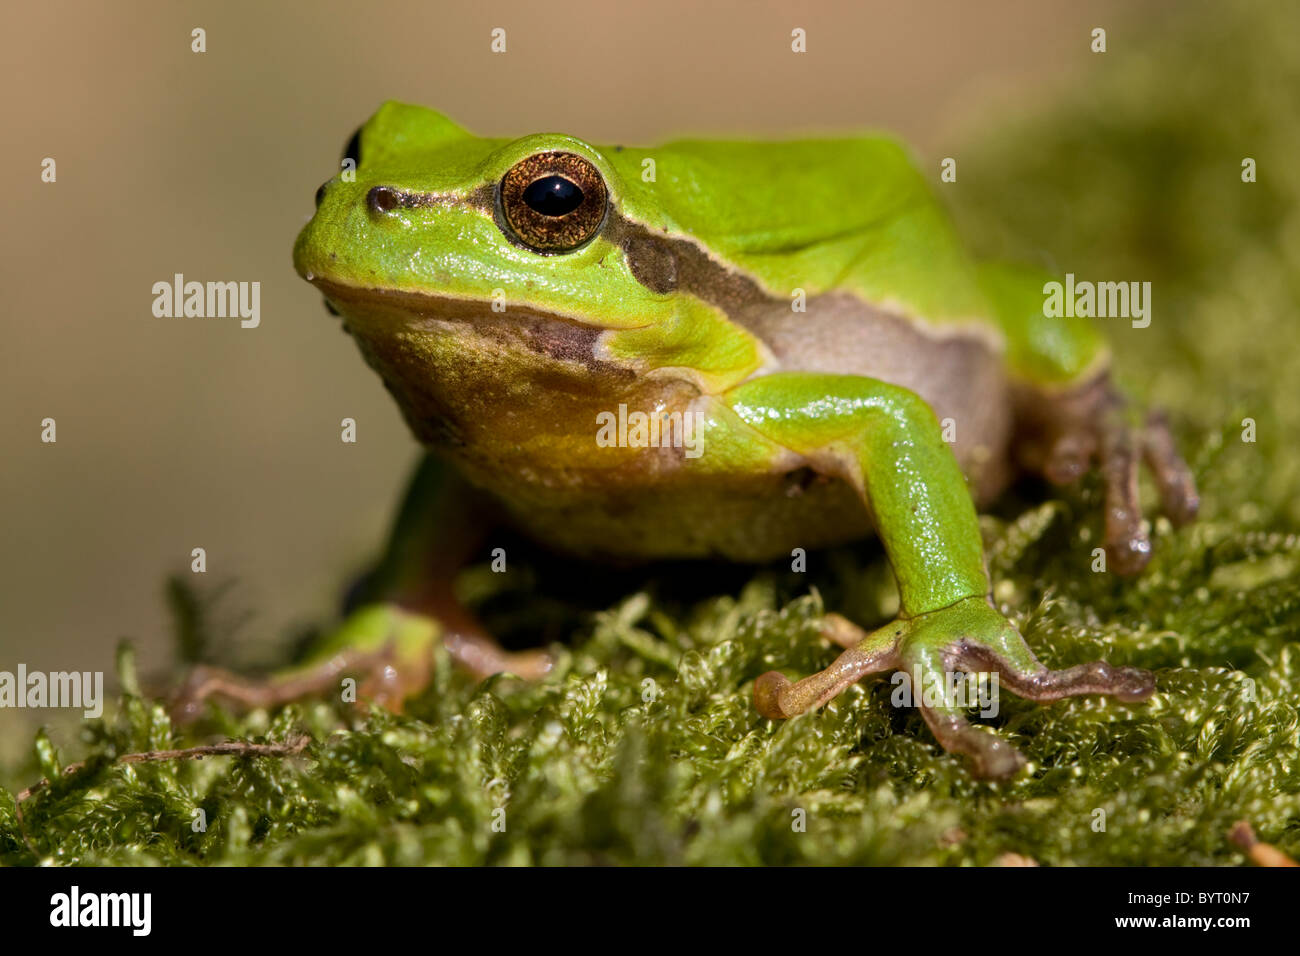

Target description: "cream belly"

left=327, top=280, right=1017, bottom=562
left=465, top=297, right=1016, bottom=563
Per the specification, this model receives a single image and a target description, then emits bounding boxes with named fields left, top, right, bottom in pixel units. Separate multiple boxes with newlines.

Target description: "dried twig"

left=13, top=734, right=314, bottom=850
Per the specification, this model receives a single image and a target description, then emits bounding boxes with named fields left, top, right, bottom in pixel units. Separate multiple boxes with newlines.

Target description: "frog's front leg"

left=726, top=373, right=1155, bottom=779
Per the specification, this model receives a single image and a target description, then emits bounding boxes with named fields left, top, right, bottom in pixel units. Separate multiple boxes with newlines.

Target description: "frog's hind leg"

left=170, top=457, right=551, bottom=722
left=1030, top=387, right=1153, bottom=573
left=168, top=600, right=549, bottom=723
left=168, top=609, right=427, bottom=723
left=428, top=587, right=553, bottom=681
left=351, top=454, right=553, bottom=682
left=1016, top=377, right=1198, bottom=575
left=1142, top=410, right=1199, bottom=526
left=1095, top=401, right=1152, bottom=575
left=1081, top=401, right=1198, bottom=573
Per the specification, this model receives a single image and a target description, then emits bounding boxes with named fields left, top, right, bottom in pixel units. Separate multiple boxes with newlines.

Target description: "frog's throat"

left=308, top=275, right=634, bottom=382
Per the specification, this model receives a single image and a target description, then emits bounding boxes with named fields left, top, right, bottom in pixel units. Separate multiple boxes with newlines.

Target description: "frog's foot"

left=1019, top=379, right=1198, bottom=575
left=442, top=632, right=553, bottom=681
left=1141, top=409, right=1199, bottom=527
left=424, top=587, right=554, bottom=682
left=756, top=597, right=1155, bottom=779
left=168, top=645, right=406, bottom=724
left=169, top=604, right=550, bottom=723
left=1094, top=404, right=1154, bottom=575
left=959, top=646, right=1155, bottom=703
left=754, top=614, right=902, bottom=718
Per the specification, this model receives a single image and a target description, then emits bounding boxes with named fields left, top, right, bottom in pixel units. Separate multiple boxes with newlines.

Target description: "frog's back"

left=609, top=134, right=991, bottom=330
left=608, top=132, right=1108, bottom=392
left=604, top=132, right=1111, bottom=494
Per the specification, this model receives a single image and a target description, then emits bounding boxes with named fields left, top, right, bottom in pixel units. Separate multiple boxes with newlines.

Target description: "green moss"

left=3, top=0, right=1297, bottom=866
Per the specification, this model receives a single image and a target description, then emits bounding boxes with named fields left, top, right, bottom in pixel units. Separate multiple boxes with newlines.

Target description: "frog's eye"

left=498, top=152, right=608, bottom=253
left=342, top=126, right=363, bottom=168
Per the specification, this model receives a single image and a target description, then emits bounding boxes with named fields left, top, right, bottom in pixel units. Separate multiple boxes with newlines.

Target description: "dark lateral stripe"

left=365, top=185, right=464, bottom=210
left=604, top=211, right=777, bottom=314
left=360, top=181, right=779, bottom=315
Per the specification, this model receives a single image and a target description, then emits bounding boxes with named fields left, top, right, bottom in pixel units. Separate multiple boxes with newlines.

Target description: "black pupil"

left=522, top=176, right=583, bottom=217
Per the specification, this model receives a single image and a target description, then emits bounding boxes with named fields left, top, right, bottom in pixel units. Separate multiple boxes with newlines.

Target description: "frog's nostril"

left=314, top=183, right=328, bottom=208
left=367, top=186, right=401, bottom=215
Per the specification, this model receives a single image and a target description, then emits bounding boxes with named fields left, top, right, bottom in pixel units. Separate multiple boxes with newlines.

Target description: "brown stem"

left=13, top=734, right=314, bottom=852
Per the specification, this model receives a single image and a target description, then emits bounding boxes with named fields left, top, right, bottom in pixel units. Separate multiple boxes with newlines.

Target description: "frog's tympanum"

left=175, top=103, right=1198, bottom=779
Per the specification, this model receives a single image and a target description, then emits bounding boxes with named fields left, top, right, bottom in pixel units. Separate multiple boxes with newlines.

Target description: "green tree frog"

left=176, top=102, right=1199, bottom=779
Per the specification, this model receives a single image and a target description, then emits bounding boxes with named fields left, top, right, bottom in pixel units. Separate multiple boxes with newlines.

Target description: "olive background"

left=3, top=0, right=1151, bottom=752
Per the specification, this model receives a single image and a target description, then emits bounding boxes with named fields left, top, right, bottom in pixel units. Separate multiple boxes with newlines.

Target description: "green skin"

left=175, top=102, right=1199, bottom=779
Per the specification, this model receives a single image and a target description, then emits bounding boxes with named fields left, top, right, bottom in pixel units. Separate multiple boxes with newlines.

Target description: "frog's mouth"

left=306, top=276, right=631, bottom=374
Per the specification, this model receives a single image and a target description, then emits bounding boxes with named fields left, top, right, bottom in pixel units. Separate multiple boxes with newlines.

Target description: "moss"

left=3, top=0, right=1297, bottom=865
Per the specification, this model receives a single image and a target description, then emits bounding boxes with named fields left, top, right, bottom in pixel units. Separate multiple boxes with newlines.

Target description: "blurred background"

left=0, top=0, right=1187, bottom=743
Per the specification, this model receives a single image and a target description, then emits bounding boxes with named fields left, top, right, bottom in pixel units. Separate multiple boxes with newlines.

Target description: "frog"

left=172, top=101, right=1198, bottom=779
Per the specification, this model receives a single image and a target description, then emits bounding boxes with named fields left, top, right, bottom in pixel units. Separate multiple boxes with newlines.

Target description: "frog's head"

left=293, top=102, right=759, bottom=467
left=294, top=101, right=651, bottom=320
